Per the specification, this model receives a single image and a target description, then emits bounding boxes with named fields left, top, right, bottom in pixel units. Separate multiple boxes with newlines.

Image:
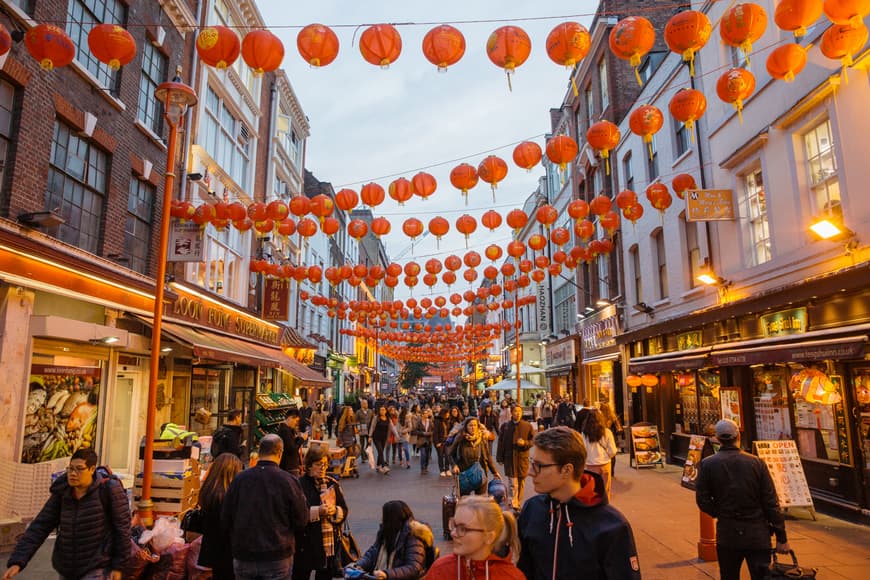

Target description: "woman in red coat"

left=425, top=496, right=524, bottom=580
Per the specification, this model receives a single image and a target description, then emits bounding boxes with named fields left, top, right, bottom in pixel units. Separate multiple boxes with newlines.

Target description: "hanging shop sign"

left=581, top=309, right=619, bottom=355
left=310, top=354, right=327, bottom=374
left=167, top=221, right=204, bottom=262
left=710, top=337, right=866, bottom=366
left=170, top=288, right=280, bottom=346
left=263, top=278, right=291, bottom=321
left=23, top=365, right=102, bottom=464
left=545, top=338, right=576, bottom=368
left=753, top=440, right=815, bottom=514
left=685, top=189, right=735, bottom=221
left=537, top=281, right=550, bottom=333
left=760, top=308, right=807, bottom=337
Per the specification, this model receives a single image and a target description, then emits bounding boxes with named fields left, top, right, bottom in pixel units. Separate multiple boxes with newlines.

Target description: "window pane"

left=66, top=0, right=124, bottom=94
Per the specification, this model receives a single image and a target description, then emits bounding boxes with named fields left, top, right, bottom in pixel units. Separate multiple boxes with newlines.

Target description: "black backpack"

left=95, top=465, right=124, bottom=514
left=210, top=426, right=232, bottom=457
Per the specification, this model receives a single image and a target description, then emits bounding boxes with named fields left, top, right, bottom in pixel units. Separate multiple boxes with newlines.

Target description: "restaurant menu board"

left=630, top=425, right=664, bottom=468
left=681, top=435, right=711, bottom=490
left=754, top=440, right=814, bottom=509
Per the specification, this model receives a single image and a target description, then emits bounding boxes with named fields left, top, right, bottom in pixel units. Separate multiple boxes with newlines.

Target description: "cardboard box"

left=0, top=518, right=26, bottom=553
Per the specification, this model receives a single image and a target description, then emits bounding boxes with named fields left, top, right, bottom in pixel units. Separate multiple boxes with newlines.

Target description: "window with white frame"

left=630, top=244, right=642, bottom=304
left=0, top=79, right=17, bottom=200
left=599, top=59, right=609, bottom=111
left=194, top=228, right=248, bottom=302
left=46, top=121, right=108, bottom=254
left=203, top=86, right=252, bottom=189
left=67, top=0, right=126, bottom=95
left=553, top=282, right=574, bottom=334
left=646, top=134, right=659, bottom=181
left=622, top=152, right=633, bottom=192
left=740, top=168, right=771, bottom=266
left=682, top=213, right=701, bottom=289
left=653, top=229, right=668, bottom=299
left=803, top=119, right=840, bottom=216
left=674, top=117, right=690, bottom=157
left=125, top=177, right=154, bottom=274
left=138, top=42, right=167, bottom=135
left=585, top=86, right=593, bottom=129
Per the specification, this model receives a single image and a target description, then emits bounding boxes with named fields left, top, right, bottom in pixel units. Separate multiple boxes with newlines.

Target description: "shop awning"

left=628, top=348, right=711, bottom=373
left=248, top=343, right=332, bottom=388
left=158, top=320, right=281, bottom=368
left=709, top=335, right=867, bottom=366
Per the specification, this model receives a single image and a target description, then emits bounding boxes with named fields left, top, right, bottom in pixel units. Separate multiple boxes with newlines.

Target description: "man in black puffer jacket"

left=4, top=449, right=131, bottom=580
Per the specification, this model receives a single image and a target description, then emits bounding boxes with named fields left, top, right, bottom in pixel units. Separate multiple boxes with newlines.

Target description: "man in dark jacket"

left=696, top=419, right=790, bottom=580
left=210, top=408, right=245, bottom=460
left=518, top=427, right=640, bottom=579
left=277, top=408, right=307, bottom=476
left=555, top=396, right=575, bottom=427
left=497, top=404, right=535, bottom=509
left=4, top=449, right=131, bottom=580
left=222, top=434, right=308, bottom=579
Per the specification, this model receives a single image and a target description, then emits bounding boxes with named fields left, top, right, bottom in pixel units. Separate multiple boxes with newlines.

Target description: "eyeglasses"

left=528, top=459, right=560, bottom=474
left=66, top=465, right=90, bottom=474
left=448, top=518, right=485, bottom=537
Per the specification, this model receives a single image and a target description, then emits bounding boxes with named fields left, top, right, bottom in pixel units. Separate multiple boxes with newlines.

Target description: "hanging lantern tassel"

left=684, top=51, right=695, bottom=77
left=505, top=67, right=513, bottom=92
left=733, top=100, right=744, bottom=124
left=631, top=54, right=642, bottom=86
left=686, top=119, right=696, bottom=144
left=645, top=136, right=654, bottom=160
left=601, top=151, right=611, bottom=175
left=570, top=75, right=579, bottom=97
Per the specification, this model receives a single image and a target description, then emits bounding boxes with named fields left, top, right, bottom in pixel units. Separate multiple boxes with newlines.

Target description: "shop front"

left=544, top=336, right=579, bottom=400
left=621, top=277, right=870, bottom=517
left=579, top=305, right=622, bottom=415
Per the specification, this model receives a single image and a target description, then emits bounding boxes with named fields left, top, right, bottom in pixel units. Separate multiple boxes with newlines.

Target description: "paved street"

left=10, top=450, right=870, bottom=578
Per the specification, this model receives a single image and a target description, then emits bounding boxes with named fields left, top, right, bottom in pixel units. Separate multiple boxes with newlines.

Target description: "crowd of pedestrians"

left=4, top=390, right=792, bottom=580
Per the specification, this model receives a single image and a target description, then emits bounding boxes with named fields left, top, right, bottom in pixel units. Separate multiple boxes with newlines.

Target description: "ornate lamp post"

left=139, top=72, right=197, bottom=527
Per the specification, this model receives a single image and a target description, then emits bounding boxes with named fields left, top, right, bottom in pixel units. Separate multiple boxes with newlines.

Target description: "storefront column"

left=0, top=286, right=35, bottom=461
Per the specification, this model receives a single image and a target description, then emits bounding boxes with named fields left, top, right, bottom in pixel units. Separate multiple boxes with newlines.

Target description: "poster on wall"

left=754, top=440, right=815, bottom=516
left=719, top=387, right=742, bottom=430
left=22, top=365, right=102, bottom=464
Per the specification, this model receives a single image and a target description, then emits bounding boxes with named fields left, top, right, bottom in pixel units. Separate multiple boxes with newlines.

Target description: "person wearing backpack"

left=211, top=408, right=245, bottom=460
left=4, top=449, right=131, bottom=580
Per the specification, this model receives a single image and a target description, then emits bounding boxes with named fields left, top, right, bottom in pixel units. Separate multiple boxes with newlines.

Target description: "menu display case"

left=752, top=367, right=792, bottom=441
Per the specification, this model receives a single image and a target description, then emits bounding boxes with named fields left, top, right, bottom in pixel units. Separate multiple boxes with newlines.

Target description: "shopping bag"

left=770, top=550, right=817, bottom=579
left=365, top=444, right=375, bottom=469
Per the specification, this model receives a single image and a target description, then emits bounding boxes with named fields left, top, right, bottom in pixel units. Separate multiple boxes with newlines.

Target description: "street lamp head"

left=155, top=71, right=197, bottom=127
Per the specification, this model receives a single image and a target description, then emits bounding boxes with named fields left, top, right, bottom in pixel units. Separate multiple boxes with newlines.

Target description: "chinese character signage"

left=263, top=278, right=290, bottom=321
left=167, top=221, right=204, bottom=262
left=676, top=331, right=702, bottom=350
left=685, top=189, right=735, bottom=221
left=760, top=308, right=806, bottom=337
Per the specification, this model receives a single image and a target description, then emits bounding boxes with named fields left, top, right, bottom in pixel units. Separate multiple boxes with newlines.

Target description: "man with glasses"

left=496, top=404, right=535, bottom=510
left=4, top=449, right=131, bottom=580
left=517, top=427, right=640, bottom=579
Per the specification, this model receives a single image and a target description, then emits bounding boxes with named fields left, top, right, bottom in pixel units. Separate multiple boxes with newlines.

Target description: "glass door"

left=108, top=376, right=134, bottom=473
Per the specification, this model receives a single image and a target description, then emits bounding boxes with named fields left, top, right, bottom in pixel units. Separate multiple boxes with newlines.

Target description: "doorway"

left=108, top=376, right=135, bottom=474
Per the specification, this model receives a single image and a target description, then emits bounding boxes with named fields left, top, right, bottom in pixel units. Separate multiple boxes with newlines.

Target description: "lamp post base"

left=697, top=511, right=717, bottom=561
left=137, top=498, right=155, bottom=529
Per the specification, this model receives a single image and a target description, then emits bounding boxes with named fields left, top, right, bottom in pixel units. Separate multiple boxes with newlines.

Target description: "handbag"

left=180, top=506, right=204, bottom=534
left=333, top=521, right=360, bottom=577
left=770, top=550, right=817, bottom=579
left=457, top=462, right=485, bottom=495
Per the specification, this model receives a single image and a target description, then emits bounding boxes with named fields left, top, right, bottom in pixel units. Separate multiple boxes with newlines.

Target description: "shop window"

left=854, top=368, right=870, bottom=471
left=675, top=370, right=721, bottom=435
left=137, top=42, right=167, bottom=135
left=67, top=0, right=126, bottom=96
left=803, top=118, right=840, bottom=217
left=46, top=121, right=109, bottom=254
left=752, top=367, right=793, bottom=440
left=125, top=177, right=155, bottom=274
left=791, top=366, right=850, bottom=464
left=590, top=361, right=615, bottom=407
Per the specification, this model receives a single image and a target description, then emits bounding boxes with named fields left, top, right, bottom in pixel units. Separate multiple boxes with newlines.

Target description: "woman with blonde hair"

left=425, top=495, right=523, bottom=579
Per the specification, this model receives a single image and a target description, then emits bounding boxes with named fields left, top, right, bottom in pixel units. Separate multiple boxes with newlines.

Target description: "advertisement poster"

left=22, top=365, right=102, bottom=464
left=754, top=440, right=814, bottom=509
left=681, top=435, right=710, bottom=490
left=720, top=387, right=742, bottom=430
left=630, top=425, right=663, bottom=468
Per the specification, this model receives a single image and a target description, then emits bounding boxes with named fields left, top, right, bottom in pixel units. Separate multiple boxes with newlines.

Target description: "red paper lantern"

left=335, top=188, right=359, bottom=211
left=513, top=141, right=543, bottom=171
left=321, top=217, right=340, bottom=237
left=428, top=216, right=450, bottom=240
left=518, top=260, right=534, bottom=274
left=450, top=164, right=479, bottom=204
left=297, top=23, right=340, bottom=67
left=626, top=375, right=643, bottom=387
left=442, top=271, right=457, bottom=286
left=481, top=210, right=502, bottom=231
left=575, top=220, right=595, bottom=241
left=309, top=194, right=334, bottom=219
left=248, top=202, right=268, bottom=222
left=289, top=195, right=310, bottom=217
left=528, top=234, right=547, bottom=252
left=404, top=261, right=421, bottom=277
left=766, top=43, right=808, bottom=82
left=444, top=255, right=463, bottom=271
left=609, top=16, right=656, bottom=84
left=297, top=218, right=318, bottom=238
left=486, top=26, right=532, bottom=85
left=586, top=121, right=621, bottom=173
left=600, top=211, right=621, bottom=236
left=567, top=199, right=590, bottom=221
left=423, top=273, right=438, bottom=288
left=535, top=204, right=559, bottom=229
left=550, top=227, right=571, bottom=247
left=623, top=203, right=644, bottom=224
left=478, top=155, right=508, bottom=198
left=388, top=178, right=413, bottom=205
left=641, top=374, right=659, bottom=387
left=386, top=263, right=403, bottom=278
left=26, top=24, right=75, bottom=70
left=277, top=218, right=296, bottom=236
left=456, top=214, right=477, bottom=246
left=531, top=269, right=546, bottom=284
left=87, top=24, right=136, bottom=70
left=823, top=0, right=870, bottom=26
left=464, top=251, right=482, bottom=268
left=402, top=217, right=424, bottom=240
left=359, top=24, right=402, bottom=68
left=720, top=3, right=768, bottom=58
left=671, top=174, right=697, bottom=200
left=820, top=22, right=869, bottom=68
left=775, top=0, right=823, bottom=38
left=242, top=29, right=284, bottom=75
left=422, top=24, right=465, bottom=71
left=412, top=172, right=437, bottom=201
left=347, top=219, right=369, bottom=240
left=716, top=68, right=756, bottom=120
left=485, top=244, right=503, bottom=262
left=425, top=259, right=443, bottom=275
left=646, top=183, right=673, bottom=213
left=545, top=135, right=579, bottom=171
left=546, top=22, right=591, bottom=67
left=361, top=182, right=386, bottom=207
left=664, top=10, right=712, bottom=76
left=615, top=189, right=639, bottom=210
left=227, top=202, right=247, bottom=221
left=484, top=266, right=499, bottom=280
left=196, top=26, right=240, bottom=69
left=590, top=195, right=613, bottom=216
left=371, top=217, right=391, bottom=238
left=501, top=263, right=516, bottom=278
left=629, top=105, right=664, bottom=159
left=192, top=204, right=216, bottom=226
left=506, top=209, right=529, bottom=231
left=264, top=200, right=287, bottom=221
left=669, top=88, right=707, bottom=137
left=507, top=241, right=526, bottom=259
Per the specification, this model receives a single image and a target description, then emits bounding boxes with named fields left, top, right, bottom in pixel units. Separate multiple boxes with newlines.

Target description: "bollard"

left=697, top=510, right=717, bottom=561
